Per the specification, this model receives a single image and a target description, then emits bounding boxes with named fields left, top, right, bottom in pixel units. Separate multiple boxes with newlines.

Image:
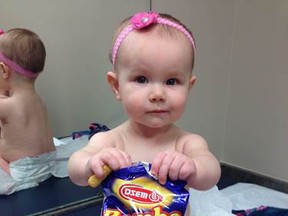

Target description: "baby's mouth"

left=147, top=110, right=168, bottom=114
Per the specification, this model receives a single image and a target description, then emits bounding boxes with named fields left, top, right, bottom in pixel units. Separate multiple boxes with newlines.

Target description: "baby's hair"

left=0, top=28, right=46, bottom=76
left=109, top=12, right=195, bottom=69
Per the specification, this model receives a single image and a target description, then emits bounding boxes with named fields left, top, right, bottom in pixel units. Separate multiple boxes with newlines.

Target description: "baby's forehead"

left=120, top=29, right=194, bottom=63
left=138, top=25, right=189, bottom=40
left=118, top=35, right=193, bottom=73
left=115, top=25, right=195, bottom=70
left=123, top=27, right=192, bottom=50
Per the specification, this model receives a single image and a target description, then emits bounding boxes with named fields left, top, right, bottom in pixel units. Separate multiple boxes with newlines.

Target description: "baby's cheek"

left=170, top=95, right=187, bottom=114
left=124, top=97, right=144, bottom=113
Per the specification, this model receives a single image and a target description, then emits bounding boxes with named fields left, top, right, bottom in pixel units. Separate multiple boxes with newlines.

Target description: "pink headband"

left=112, top=11, right=196, bottom=66
left=0, top=29, right=38, bottom=78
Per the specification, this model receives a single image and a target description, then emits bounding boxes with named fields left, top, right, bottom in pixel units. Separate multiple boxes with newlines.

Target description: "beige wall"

left=1, top=0, right=287, bottom=182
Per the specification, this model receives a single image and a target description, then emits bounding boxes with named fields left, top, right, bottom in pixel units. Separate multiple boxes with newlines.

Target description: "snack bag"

left=100, top=161, right=189, bottom=216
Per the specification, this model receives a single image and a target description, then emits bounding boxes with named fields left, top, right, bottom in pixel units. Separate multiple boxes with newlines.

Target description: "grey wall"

left=223, top=0, right=288, bottom=182
left=153, top=0, right=235, bottom=162
left=1, top=0, right=287, bottom=182
left=0, top=0, right=150, bottom=137
left=154, top=0, right=288, bottom=182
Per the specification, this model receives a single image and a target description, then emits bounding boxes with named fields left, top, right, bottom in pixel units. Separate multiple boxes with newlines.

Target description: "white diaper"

left=0, top=151, right=56, bottom=195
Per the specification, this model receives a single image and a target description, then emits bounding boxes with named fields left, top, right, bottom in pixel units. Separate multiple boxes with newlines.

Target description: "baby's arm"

left=183, top=135, right=220, bottom=190
left=68, top=132, right=131, bottom=186
left=151, top=134, right=220, bottom=190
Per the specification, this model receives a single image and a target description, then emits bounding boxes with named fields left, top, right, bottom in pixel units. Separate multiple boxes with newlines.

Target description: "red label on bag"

left=119, top=184, right=163, bottom=204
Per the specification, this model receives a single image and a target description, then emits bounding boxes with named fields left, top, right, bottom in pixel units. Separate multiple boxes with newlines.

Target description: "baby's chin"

left=140, top=121, right=175, bottom=129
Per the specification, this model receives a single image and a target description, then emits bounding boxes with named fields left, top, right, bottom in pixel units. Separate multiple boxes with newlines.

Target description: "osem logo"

left=119, top=184, right=163, bottom=204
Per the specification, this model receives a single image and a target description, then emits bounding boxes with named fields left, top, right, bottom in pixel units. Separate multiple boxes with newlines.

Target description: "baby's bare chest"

left=124, top=141, right=177, bottom=163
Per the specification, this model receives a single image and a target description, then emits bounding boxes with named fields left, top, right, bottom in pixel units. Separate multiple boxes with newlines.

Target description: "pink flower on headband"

left=0, top=29, right=4, bottom=35
left=130, top=12, right=159, bottom=29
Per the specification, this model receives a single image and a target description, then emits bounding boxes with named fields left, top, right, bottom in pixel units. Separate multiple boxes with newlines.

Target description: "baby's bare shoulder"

left=87, top=128, right=124, bottom=150
left=89, top=130, right=114, bottom=144
left=176, top=131, right=208, bottom=152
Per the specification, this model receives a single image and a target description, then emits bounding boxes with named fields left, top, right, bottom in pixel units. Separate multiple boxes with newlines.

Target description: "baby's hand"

left=151, top=151, right=196, bottom=186
left=87, top=147, right=131, bottom=181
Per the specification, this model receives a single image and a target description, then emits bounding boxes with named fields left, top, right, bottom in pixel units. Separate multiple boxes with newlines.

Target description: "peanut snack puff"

left=88, top=165, right=112, bottom=188
left=100, top=161, right=189, bottom=216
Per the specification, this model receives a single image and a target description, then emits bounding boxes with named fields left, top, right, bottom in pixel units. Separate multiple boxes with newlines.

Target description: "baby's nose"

left=149, top=85, right=166, bottom=102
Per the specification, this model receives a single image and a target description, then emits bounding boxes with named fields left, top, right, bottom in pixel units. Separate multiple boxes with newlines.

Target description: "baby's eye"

left=135, top=76, right=148, bottom=84
left=166, top=78, right=178, bottom=85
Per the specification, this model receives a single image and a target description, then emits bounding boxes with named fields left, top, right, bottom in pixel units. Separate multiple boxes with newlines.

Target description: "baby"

left=68, top=11, right=221, bottom=215
left=0, top=28, right=56, bottom=195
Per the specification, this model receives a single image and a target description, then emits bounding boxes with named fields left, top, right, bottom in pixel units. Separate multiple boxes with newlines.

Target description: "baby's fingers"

left=151, top=151, right=167, bottom=177
left=178, top=160, right=196, bottom=182
left=88, top=156, right=106, bottom=178
left=98, top=148, right=131, bottom=171
left=106, top=149, right=131, bottom=170
left=152, top=152, right=175, bottom=185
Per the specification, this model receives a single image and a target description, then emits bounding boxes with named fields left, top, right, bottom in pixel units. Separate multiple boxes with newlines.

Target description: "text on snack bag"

left=119, top=184, right=163, bottom=204
left=103, top=206, right=182, bottom=216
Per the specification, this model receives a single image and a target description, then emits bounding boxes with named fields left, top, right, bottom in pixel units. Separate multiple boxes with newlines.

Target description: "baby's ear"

left=106, top=71, right=121, bottom=100
left=188, top=75, right=196, bottom=90
left=0, top=63, right=10, bottom=79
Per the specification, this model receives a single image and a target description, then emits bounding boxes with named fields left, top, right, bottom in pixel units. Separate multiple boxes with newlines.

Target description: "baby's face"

left=115, top=31, right=195, bottom=128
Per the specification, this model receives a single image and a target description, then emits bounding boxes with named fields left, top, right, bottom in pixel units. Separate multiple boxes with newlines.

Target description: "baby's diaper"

left=0, top=151, right=56, bottom=195
left=101, top=161, right=189, bottom=216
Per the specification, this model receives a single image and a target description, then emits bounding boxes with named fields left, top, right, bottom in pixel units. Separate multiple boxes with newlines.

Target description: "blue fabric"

left=71, top=123, right=110, bottom=140
left=232, top=206, right=288, bottom=216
